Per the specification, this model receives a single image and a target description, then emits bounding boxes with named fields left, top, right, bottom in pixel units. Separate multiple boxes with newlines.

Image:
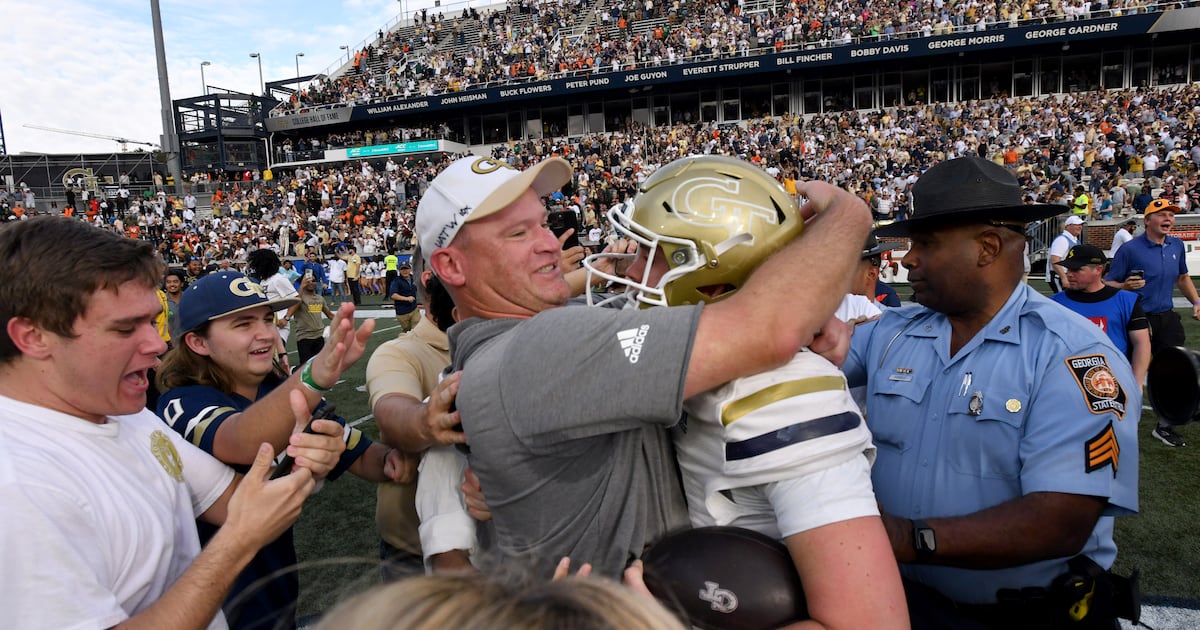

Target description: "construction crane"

left=22, top=124, right=160, bottom=152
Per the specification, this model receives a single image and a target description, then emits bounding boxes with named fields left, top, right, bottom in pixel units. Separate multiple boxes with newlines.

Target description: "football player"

left=584, top=155, right=907, bottom=629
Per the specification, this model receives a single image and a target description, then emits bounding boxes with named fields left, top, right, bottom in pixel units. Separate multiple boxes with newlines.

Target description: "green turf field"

left=289, top=287, right=1200, bottom=619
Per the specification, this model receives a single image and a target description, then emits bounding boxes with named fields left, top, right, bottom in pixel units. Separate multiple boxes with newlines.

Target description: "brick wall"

left=1085, top=224, right=1121, bottom=250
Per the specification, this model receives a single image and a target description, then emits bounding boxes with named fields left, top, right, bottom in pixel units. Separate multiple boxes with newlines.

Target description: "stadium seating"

left=272, top=0, right=1173, bottom=115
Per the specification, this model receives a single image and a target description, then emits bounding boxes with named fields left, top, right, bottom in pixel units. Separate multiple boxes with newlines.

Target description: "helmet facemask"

left=584, top=201, right=708, bottom=308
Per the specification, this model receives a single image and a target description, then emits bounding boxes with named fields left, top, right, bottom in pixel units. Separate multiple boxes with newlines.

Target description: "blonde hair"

left=315, top=573, right=685, bottom=630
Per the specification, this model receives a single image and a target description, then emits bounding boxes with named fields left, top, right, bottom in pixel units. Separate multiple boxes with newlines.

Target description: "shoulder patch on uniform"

left=1085, top=421, right=1119, bottom=476
left=1064, top=354, right=1127, bottom=420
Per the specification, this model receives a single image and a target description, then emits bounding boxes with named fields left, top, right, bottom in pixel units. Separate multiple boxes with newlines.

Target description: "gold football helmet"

left=585, top=155, right=803, bottom=308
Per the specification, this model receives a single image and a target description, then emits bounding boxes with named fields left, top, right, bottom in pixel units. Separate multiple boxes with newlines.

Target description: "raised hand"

left=559, top=230, right=586, bottom=269
left=224, top=443, right=315, bottom=548
left=307, top=301, right=376, bottom=388
left=285, top=389, right=346, bottom=480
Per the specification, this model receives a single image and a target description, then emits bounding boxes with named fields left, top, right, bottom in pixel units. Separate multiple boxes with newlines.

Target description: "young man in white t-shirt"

left=0, top=217, right=346, bottom=630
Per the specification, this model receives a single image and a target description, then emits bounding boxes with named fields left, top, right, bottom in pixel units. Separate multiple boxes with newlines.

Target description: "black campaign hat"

left=862, top=232, right=900, bottom=259
left=875, top=157, right=1065, bottom=237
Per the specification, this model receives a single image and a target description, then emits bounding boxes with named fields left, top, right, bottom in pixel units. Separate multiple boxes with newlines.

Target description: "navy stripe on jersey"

left=726, top=411, right=861, bottom=461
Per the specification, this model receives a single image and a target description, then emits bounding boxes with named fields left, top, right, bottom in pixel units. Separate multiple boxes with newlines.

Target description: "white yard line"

left=284, top=319, right=402, bottom=357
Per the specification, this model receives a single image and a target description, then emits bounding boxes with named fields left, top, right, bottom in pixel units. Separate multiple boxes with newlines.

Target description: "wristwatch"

left=912, top=519, right=936, bottom=563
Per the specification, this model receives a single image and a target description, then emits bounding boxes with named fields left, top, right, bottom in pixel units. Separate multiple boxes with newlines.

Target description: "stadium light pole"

left=150, top=0, right=182, bottom=194
left=340, top=45, right=349, bottom=65
left=249, top=53, right=264, bottom=96
left=200, top=61, right=211, bottom=95
left=295, top=52, right=304, bottom=79
left=0, top=105, right=8, bottom=156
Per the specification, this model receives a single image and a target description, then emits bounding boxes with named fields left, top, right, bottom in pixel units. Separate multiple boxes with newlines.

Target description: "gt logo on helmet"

left=671, top=175, right=779, bottom=236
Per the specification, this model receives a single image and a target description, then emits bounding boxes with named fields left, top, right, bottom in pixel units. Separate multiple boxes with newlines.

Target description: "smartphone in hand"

left=270, top=404, right=338, bottom=480
left=548, top=210, right=582, bottom=250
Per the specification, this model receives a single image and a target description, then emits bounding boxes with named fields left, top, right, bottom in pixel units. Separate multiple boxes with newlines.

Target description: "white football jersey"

left=676, top=350, right=876, bottom=538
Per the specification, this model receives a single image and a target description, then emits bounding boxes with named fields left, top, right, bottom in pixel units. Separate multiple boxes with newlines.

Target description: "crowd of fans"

left=274, top=124, right=455, bottom=163
left=4, top=83, right=1198, bottom=276
left=278, top=0, right=1177, bottom=113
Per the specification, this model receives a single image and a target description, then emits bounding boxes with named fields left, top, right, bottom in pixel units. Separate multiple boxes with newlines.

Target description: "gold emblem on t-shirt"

left=150, top=430, right=184, bottom=483
left=1006, top=399, right=1022, bottom=413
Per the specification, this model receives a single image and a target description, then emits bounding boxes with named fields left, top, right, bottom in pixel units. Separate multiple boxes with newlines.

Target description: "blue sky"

left=0, top=0, right=437, bottom=154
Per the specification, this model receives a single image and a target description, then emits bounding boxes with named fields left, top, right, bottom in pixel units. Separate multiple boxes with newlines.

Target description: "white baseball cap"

left=415, top=156, right=573, bottom=264
left=1064, top=215, right=1085, bottom=226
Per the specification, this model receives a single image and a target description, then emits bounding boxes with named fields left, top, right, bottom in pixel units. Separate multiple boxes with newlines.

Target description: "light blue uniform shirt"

left=845, top=284, right=1139, bottom=604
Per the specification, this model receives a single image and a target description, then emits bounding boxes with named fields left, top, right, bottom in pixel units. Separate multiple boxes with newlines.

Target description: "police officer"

left=845, top=157, right=1140, bottom=629
left=389, top=260, right=420, bottom=333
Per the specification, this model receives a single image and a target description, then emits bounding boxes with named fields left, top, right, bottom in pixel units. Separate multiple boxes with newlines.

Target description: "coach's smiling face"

left=434, top=188, right=571, bottom=320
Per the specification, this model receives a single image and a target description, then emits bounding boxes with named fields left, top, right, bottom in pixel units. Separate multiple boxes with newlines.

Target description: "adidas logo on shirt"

left=617, top=325, right=650, bottom=364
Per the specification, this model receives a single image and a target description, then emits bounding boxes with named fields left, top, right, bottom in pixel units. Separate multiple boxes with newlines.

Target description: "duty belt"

left=955, top=556, right=1140, bottom=629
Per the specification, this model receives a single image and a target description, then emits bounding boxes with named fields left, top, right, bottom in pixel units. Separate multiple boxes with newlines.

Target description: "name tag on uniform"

left=889, top=367, right=914, bottom=382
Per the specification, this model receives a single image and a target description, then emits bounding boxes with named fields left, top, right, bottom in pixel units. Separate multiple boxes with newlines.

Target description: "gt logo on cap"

left=471, top=157, right=514, bottom=175
left=230, top=277, right=266, bottom=299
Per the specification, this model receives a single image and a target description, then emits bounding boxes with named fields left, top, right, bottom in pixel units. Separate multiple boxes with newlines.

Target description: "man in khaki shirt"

left=365, top=266, right=463, bottom=579
left=342, top=246, right=363, bottom=305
